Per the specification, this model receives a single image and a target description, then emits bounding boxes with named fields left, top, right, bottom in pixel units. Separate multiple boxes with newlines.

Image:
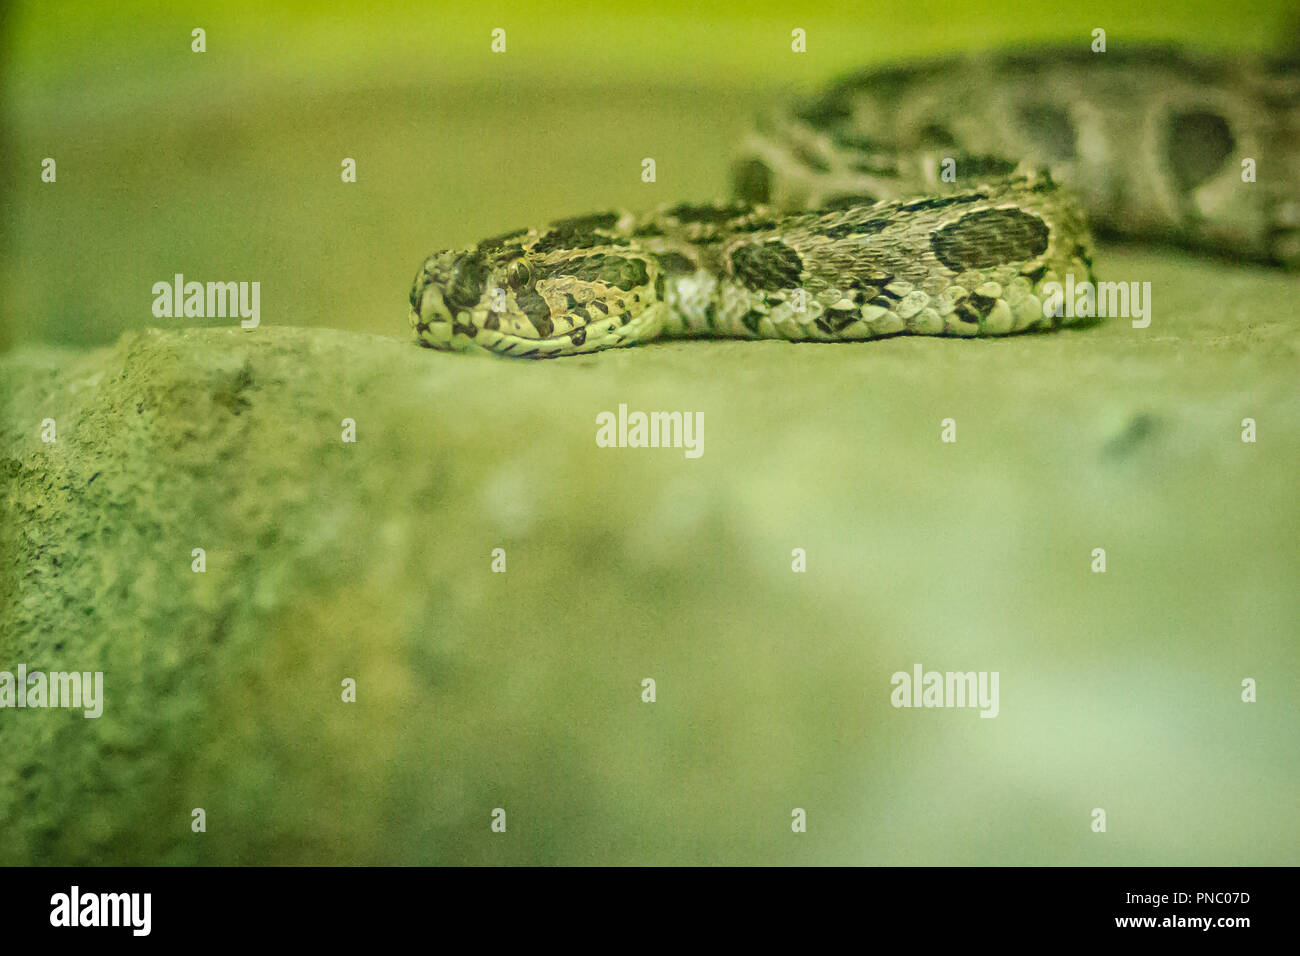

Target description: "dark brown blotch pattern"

left=930, top=208, right=1051, bottom=272
left=730, top=241, right=804, bottom=290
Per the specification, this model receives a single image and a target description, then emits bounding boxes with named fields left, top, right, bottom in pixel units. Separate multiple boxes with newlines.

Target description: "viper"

left=409, top=45, right=1299, bottom=357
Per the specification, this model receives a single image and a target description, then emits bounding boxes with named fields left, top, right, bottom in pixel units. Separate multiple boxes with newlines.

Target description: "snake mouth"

left=416, top=283, right=450, bottom=323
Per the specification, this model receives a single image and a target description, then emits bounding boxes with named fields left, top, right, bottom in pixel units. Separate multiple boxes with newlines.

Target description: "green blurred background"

left=1, top=1, right=1297, bottom=866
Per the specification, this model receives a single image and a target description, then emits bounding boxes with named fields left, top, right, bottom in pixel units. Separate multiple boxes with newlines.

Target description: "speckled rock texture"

left=1, top=246, right=1297, bottom=863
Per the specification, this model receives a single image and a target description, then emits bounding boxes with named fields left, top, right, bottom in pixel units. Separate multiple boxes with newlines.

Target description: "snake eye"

left=507, top=260, right=532, bottom=288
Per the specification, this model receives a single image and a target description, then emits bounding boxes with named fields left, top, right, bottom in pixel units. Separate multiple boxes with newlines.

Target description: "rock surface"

left=2, top=248, right=1298, bottom=863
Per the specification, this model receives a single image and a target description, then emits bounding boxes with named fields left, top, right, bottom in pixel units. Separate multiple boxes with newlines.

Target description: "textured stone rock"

left=2, top=252, right=1298, bottom=863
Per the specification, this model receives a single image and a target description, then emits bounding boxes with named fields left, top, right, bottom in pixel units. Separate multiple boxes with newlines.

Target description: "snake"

left=409, top=45, right=1299, bottom=358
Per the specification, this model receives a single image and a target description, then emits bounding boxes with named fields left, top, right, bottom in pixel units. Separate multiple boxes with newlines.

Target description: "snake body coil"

left=410, top=45, right=1298, bottom=357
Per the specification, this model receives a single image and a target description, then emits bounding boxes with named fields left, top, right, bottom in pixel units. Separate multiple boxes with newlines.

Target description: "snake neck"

left=662, top=272, right=778, bottom=340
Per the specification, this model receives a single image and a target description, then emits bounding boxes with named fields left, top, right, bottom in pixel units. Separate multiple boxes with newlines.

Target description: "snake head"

left=411, top=219, right=661, bottom=356
left=409, top=232, right=580, bottom=354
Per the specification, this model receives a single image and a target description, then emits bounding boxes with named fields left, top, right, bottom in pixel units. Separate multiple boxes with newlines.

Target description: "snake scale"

left=410, top=45, right=1299, bottom=358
